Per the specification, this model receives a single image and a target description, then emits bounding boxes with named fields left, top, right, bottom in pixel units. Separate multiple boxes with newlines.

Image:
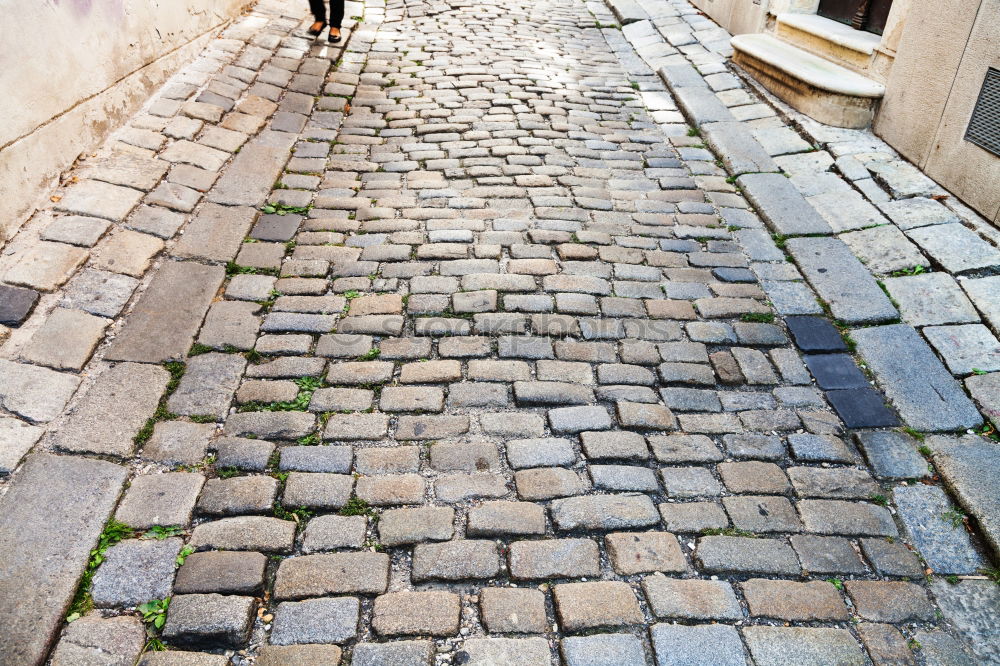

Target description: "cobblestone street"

left=1, top=0, right=999, bottom=663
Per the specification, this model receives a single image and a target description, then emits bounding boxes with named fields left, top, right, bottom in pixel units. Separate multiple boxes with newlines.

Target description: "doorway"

left=817, top=0, right=893, bottom=35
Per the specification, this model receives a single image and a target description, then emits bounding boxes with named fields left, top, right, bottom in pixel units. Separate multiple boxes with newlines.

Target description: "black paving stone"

left=785, top=316, right=847, bottom=352
left=804, top=353, right=868, bottom=389
left=0, top=284, right=40, bottom=326
left=826, top=387, right=900, bottom=428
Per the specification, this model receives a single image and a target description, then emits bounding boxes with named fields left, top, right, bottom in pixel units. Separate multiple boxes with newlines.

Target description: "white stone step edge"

left=731, top=33, right=885, bottom=98
left=776, top=12, right=882, bottom=56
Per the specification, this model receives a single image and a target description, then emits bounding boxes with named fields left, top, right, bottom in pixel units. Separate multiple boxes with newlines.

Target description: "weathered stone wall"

left=0, top=0, right=252, bottom=242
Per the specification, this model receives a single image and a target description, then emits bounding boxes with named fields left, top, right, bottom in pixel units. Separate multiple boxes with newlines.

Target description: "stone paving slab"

left=54, top=179, right=144, bottom=223
left=0, top=454, right=127, bottom=664
left=0, top=359, right=81, bottom=423
left=0, top=283, right=39, bottom=325
left=962, top=275, right=1000, bottom=333
left=894, top=484, right=984, bottom=575
left=171, top=204, right=257, bottom=263
left=701, top=121, right=778, bottom=175
left=907, top=223, right=1000, bottom=274
left=46, top=362, right=169, bottom=458
left=105, top=260, right=225, bottom=362
left=207, top=130, right=297, bottom=206
left=737, top=173, right=832, bottom=235
left=930, top=434, right=1000, bottom=555
left=851, top=324, right=982, bottom=431
left=786, top=237, right=897, bottom=325
left=930, top=580, right=1000, bottom=665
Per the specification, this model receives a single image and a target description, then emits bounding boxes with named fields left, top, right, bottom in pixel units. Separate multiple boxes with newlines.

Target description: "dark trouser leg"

left=329, top=0, right=345, bottom=27
left=308, top=0, right=327, bottom=22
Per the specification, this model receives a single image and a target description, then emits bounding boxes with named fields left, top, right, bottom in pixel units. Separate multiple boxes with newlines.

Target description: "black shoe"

left=307, top=20, right=327, bottom=36
left=328, top=29, right=342, bottom=43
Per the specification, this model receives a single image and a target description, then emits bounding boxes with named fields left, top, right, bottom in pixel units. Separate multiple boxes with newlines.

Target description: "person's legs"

left=328, top=0, right=344, bottom=41
left=308, top=0, right=327, bottom=22
left=329, top=0, right=345, bottom=28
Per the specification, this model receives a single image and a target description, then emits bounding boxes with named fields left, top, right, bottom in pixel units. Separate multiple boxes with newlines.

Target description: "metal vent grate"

left=965, top=67, right=1000, bottom=157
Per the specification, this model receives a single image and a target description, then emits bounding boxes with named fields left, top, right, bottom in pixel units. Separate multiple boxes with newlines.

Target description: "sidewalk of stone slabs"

left=0, top=0, right=372, bottom=662
left=0, top=0, right=996, bottom=662
left=603, top=0, right=1000, bottom=553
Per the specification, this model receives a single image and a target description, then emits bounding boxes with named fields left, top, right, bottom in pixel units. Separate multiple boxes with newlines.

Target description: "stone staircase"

left=731, top=13, right=886, bottom=129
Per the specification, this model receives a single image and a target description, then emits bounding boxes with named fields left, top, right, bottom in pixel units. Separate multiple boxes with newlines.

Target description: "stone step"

left=731, top=33, right=884, bottom=129
left=0, top=454, right=127, bottom=664
left=774, top=13, right=880, bottom=73
left=851, top=324, right=984, bottom=432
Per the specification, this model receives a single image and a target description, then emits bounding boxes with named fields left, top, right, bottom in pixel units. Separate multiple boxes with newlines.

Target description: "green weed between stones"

left=225, top=261, right=279, bottom=277
left=297, top=433, right=321, bottom=446
left=700, top=527, right=756, bottom=538
left=356, top=348, right=381, bottom=361
left=340, top=496, right=377, bottom=523
left=980, top=567, right=1000, bottom=585
left=273, top=503, right=313, bottom=523
left=740, top=312, right=775, bottom=324
left=144, top=525, right=184, bottom=540
left=67, top=520, right=185, bottom=621
left=238, top=376, right=323, bottom=413
left=260, top=202, right=312, bottom=216
left=889, top=265, right=927, bottom=277
left=188, top=343, right=213, bottom=356
left=138, top=598, right=171, bottom=651
left=941, top=508, right=967, bottom=529
left=977, top=421, right=1000, bottom=442
left=133, top=362, right=185, bottom=447
left=138, top=598, right=170, bottom=630
left=869, top=494, right=889, bottom=507
left=175, top=546, right=195, bottom=567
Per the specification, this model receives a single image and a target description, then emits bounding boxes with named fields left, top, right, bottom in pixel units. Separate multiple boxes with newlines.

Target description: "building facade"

left=692, top=0, right=1000, bottom=223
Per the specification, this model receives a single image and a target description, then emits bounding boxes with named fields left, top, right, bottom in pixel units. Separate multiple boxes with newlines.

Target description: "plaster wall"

left=0, top=0, right=251, bottom=242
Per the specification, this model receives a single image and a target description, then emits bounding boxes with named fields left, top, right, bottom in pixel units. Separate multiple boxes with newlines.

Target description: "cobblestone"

left=2, top=0, right=992, bottom=660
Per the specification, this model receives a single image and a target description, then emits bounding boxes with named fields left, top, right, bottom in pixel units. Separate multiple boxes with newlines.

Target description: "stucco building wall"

left=0, top=0, right=252, bottom=242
